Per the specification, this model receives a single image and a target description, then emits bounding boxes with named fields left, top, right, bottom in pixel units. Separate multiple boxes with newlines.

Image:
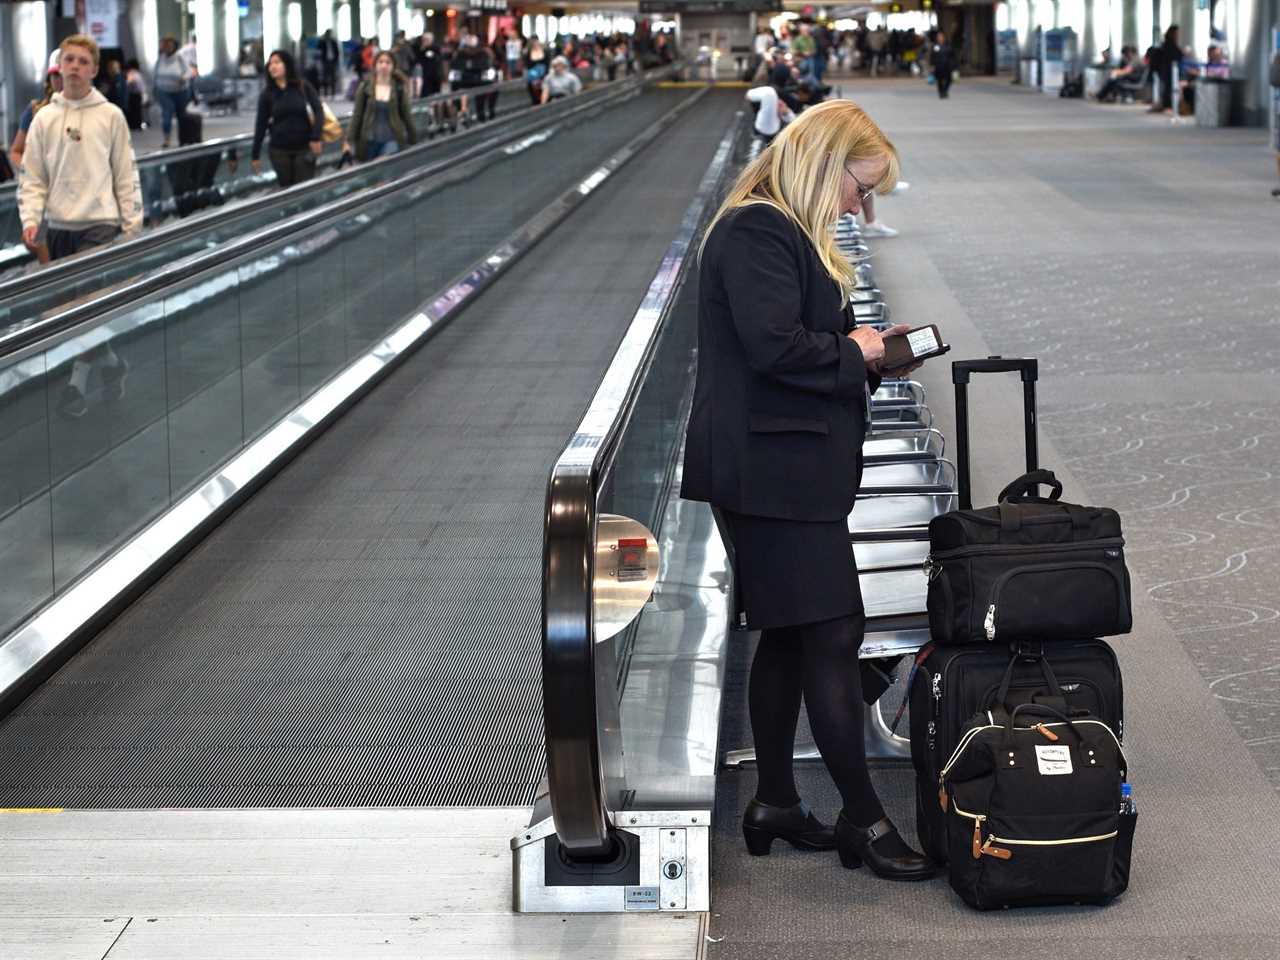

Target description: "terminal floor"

left=708, top=76, right=1280, bottom=958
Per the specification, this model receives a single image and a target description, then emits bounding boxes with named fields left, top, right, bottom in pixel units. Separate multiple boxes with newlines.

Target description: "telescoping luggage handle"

left=952, top=357, right=1038, bottom=511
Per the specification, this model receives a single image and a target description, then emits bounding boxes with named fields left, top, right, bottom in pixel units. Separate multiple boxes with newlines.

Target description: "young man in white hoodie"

left=19, top=34, right=141, bottom=417
left=18, top=34, right=142, bottom=263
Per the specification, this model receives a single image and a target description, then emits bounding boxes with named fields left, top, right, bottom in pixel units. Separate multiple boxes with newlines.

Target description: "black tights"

left=748, top=613, right=886, bottom=828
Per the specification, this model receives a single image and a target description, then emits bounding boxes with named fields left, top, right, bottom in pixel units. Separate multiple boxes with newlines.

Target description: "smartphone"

left=881, top=324, right=950, bottom=370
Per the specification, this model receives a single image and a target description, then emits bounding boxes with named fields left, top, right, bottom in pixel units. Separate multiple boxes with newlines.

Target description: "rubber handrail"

left=541, top=106, right=748, bottom=858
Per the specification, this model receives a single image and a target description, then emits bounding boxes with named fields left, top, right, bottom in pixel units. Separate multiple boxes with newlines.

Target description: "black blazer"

left=681, top=203, right=877, bottom=521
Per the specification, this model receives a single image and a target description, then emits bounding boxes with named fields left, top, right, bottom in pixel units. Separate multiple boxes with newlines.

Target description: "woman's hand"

left=309, top=140, right=323, bottom=155
left=251, top=158, right=262, bottom=175
left=848, top=325, right=884, bottom=366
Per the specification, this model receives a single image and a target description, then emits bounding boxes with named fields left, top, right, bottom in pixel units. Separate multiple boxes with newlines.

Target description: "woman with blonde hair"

left=681, top=100, right=935, bottom=880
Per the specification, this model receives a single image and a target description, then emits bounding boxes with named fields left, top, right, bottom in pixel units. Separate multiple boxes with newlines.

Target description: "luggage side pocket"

left=926, top=569, right=955, bottom=645
left=1107, top=810, right=1137, bottom=899
left=986, top=561, right=1128, bottom=644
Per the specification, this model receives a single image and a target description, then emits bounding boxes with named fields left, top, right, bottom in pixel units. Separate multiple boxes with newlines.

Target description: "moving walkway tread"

left=0, top=89, right=740, bottom=809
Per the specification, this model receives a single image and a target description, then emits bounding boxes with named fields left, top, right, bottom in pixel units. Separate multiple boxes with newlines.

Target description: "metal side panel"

left=863, top=430, right=945, bottom=464
left=849, top=494, right=957, bottom=534
left=860, top=459, right=957, bottom=495
left=871, top=380, right=927, bottom=407
left=860, top=568, right=927, bottom=620
left=854, top=538, right=930, bottom=572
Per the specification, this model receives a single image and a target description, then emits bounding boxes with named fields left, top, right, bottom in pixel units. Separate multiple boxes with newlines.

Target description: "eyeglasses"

left=845, top=166, right=874, bottom=203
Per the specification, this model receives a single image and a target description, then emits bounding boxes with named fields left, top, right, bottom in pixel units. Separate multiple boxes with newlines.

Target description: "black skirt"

left=720, top=509, right=864, bottom=631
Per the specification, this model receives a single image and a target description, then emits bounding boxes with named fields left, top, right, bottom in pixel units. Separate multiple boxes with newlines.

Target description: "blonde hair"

left=702, top=100, right=900, bottom=297
left=60, top=34, right=101, bottom=68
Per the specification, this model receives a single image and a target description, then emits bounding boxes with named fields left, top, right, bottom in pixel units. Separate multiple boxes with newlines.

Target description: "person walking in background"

left=505, top=34, right=523, bottom=79
left=251, top=49, right=324, bottom=188
left=524, top=40, right=548, bottom=105
left=347, top=49, right=416, bottom=160
left=18, top=35, right=141, bottom=260
left=450, top=33, right=499, bottom=124
left=931, top=31, right=954, bottom=98
left=318, top=29, right=340, bottom=97
left=681, top=99, right=935, bottom=882
left=9, top=66, right=61, bottom=173
left=1271, top=48, right=1280, bottom=198
left=18, top=34, right=140, bottom=416
left=98, top=57, right=128, bottom=111
left=124, top=59, right=147, bottom=129
left=154, top=35, right=192, bottom=147
left=540, top=56, right=582, bottom=104
left=1151, top=24, right=1183, bottom=113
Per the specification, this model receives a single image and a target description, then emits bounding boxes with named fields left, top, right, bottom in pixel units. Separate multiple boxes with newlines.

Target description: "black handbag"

left=941, top=702, right=1137, bottom=910
left=925, top=469, right=1133, bottom=645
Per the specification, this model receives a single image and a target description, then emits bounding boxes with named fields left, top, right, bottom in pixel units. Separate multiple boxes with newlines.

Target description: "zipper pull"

left=938, top=783, right=949, bottom=812
left=931, top=673, right=942, bottom=701
left=980, top=838, right=1012, bottom=860
left=971, top=818, right=983, bottom=859
left=1036, top=723, right=1059, bottom=742
left=984, top=604, right=996, bottom=642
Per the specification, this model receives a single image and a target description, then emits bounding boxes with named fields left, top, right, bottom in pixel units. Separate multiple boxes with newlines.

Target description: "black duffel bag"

left=941, top=702, right=1136, bottom=910
left=925, top=470, right=1132, bottom=645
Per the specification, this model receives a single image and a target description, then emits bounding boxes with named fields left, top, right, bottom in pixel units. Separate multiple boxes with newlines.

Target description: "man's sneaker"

left=890, top=180, right=911, bottom=194
left=59, top=384, right=87, bottom=419
left=861, top=221, right=900, bottom=238
left=101, top=358, right=129, bottom=402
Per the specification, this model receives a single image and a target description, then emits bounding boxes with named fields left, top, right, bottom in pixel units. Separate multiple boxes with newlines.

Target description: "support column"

left=1122, top=0, right=1138, bottom=48
left=1234, top=0, right=1277, bottom=124
left=1082, top=0, right=1097, bottom=60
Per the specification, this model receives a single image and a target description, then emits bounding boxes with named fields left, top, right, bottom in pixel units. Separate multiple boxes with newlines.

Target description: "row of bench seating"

left=723, top=213, right=956, bottom=766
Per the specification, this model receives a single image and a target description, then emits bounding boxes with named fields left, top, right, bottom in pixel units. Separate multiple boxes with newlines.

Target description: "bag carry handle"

left=998, top=469, right=1063, bottom=504
left=995, top=653, right=1064, bottom=712
left=1002, top=700, right=1085, bottom=747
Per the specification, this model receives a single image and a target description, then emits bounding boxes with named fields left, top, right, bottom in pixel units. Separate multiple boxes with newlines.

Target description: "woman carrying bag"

left=681, top=100, right=936, bottom=881
left=347, top=50, right=417, bottom=160
left=251, top=49, right=324, bottom=189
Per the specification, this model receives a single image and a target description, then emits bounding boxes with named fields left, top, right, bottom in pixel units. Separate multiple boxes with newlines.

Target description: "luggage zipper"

left=951, top=802, right=1115, bottom=858
left=939, top=719, right=1126, bottom=781
left=931, top=538, right=1125, bottom=562
left=984, top=561, right=1126, bottom=643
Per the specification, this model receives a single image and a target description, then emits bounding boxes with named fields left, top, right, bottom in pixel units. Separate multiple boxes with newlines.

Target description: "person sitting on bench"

left=1095, top=46, right=1142, bottom=102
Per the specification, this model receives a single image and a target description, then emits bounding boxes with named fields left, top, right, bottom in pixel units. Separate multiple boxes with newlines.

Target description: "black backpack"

left=941, top=702, right=1136, bottom=909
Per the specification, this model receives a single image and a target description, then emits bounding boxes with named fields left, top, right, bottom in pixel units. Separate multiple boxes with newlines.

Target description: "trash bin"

left=1085, top=64, right=1109, bottom=98
left=1195, top=76, right=1234, bottom=127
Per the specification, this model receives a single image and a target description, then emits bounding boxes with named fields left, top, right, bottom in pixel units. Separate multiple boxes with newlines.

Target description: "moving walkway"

left=0, top=72, right=619, bottom=287
left=0, top=81, right=738, bottom=823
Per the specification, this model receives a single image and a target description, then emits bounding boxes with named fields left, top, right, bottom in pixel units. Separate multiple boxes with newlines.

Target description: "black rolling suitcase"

left=909, top=357, right=1127, bottom=863
left=908, top=639, right=1124, bottom=863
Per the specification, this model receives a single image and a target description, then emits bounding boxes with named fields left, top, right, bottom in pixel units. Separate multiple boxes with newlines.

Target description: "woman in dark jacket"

left=251, top=49, right=324, bottom=188
left=347, top=50, right=417, bottom=160
left=682, top=99, right=935, bottom=881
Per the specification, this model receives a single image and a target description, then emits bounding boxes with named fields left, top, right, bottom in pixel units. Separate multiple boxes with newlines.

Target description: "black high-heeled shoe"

left=741, top=798, right=836, bottom=855
left=835, top=814, right=937, bottom=881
